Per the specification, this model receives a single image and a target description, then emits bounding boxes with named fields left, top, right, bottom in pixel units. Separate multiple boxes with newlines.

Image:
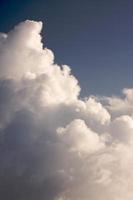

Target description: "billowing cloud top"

left=0, top=20, right=133, bottom=200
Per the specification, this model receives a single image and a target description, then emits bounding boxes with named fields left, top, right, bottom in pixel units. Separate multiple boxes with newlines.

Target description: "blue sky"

left=0, top=0, right=133, bottom=96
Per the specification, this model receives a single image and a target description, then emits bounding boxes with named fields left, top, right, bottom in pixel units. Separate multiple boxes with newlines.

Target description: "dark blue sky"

left=0, top=0, right=133, bottom=96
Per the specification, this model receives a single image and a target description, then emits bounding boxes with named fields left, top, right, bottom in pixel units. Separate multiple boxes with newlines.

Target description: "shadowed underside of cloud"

left=0, top=20, right=133, bottom=200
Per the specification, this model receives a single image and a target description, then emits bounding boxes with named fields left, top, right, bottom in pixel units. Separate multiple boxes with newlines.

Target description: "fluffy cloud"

left=101, top=88, right=133, bottom=117
left=57, top=119, right=105, bottom=154
left=0, top=20, right=133, bottom=200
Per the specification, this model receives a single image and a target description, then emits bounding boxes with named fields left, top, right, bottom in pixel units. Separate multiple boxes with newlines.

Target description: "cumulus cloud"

left=0, top=20, right=133, bottom=200
left=57, top=119, right=105, bottom=154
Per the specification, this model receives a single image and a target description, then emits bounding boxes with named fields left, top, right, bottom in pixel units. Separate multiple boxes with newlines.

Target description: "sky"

left=1, top=1, right=133, bottom=200
left=0, top=0, right=133, bottom=96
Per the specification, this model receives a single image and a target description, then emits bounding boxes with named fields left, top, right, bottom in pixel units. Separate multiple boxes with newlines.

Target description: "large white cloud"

left=0, top=20, right=133, bottom=200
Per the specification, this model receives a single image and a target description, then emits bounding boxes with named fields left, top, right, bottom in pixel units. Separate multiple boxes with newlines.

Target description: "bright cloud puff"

left=0, top=20, right=133, bottom=200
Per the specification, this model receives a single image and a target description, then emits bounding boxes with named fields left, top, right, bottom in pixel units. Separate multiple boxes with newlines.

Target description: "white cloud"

left=0, top=20, right=133, bottom=200
left=101, top=88, right=133, bottom=117
left=110, top=115, right=133, bottom=143
left=57, top=119, right=105, bottom=155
